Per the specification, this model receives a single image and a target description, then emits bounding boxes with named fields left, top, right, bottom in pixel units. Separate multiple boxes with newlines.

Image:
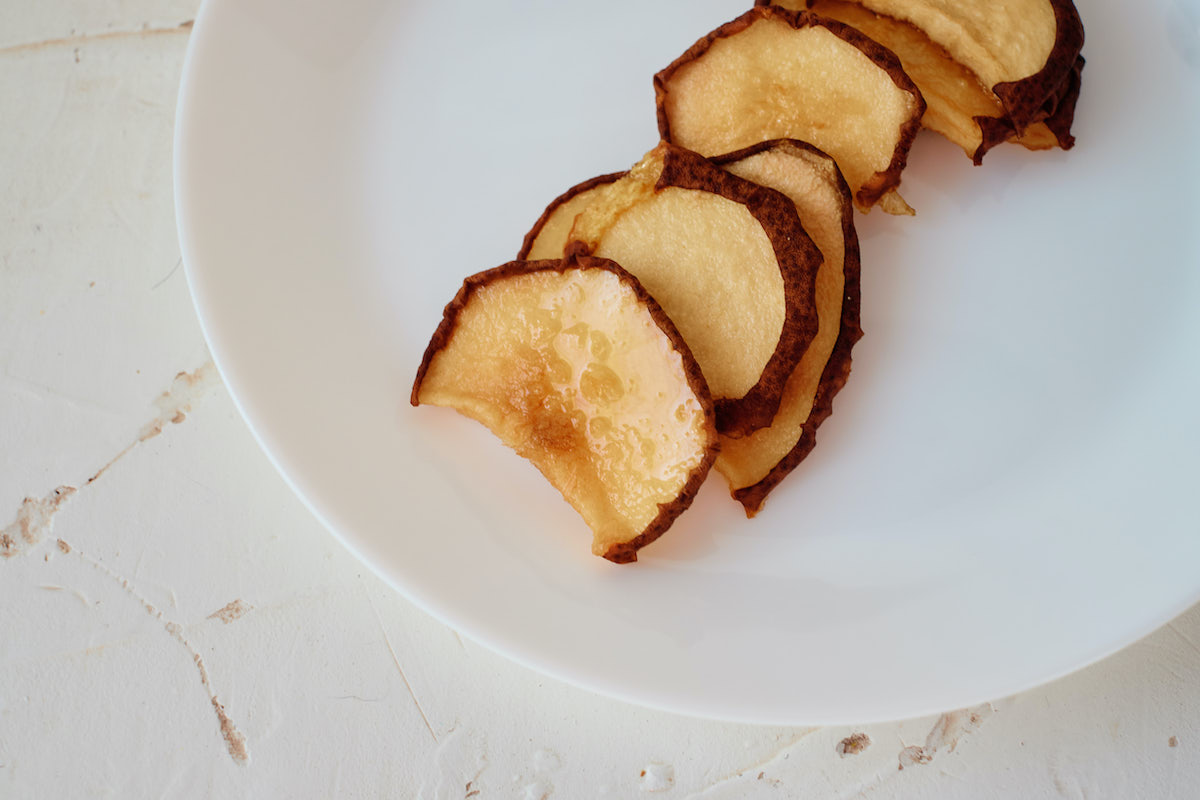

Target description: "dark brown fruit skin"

left=756, top=0, right=1085, bottom=164
left=1038, top=54, right=1084, bottom=151
left=992, top=0, right=1085, bottom=134
left=565, top=142, right=824, bottom=439
left=516, top=173, right=624, bottom=261
left=974, top=52, right=1085, bottom=164
left=655, top=6, right=925, bottom=210
left=709, top=139, right=863, bottom=515
left=411, top=255, right=719, bottom=565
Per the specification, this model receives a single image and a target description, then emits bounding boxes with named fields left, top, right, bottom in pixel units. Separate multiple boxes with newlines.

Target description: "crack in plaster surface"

left=2, top=367, right=124, bottom=418
left=37, top=583, right=91, bottom=605
left=0, top=20, right=194, bottom=57
left=1, top=362, right=216, bottom=560
left=686, top=728, right=819, bottom=798
left=151, top=257, right=183, bottom=290
left=419, top=726, right=488, bottom=800
left=63, top=539, right=250, bottom=764
left=366, top=591, right=439, bottom=743
left=1, top=362, right=242, bottom=760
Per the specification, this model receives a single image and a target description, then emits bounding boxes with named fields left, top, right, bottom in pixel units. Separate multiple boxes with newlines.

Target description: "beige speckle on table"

left=208, top=598, right=253, bottom=624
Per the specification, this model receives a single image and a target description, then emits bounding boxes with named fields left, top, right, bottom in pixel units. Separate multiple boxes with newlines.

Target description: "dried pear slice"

left=765, top=0, right=1084, bottom=155
left=709, top=140, right=862, bottom=515
left=654, top=7, right=924, bottom=214
left=566, top=142, right=823, bottom=437
left=843, top=0, right=1084, bottom=135
left=518, top=173, right=623, bottom=261
left=412, top=257, right=717, bottom=563
left=763, top=0, right=1082, bottom=162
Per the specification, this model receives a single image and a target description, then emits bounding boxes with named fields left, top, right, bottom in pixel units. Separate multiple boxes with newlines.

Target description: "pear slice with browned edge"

left=807, top=0, right=1084, bottom=137
left=761, top=0, right=1084, bottom=163
left=412, top=256, right=717, bottom=563
left=708, top=140, right=862, bottom=515
left=518, top=174, right=623, bottom=262
left=655, top=6, right=924, bottom=214
left=566, top=142, right=823, bottom=437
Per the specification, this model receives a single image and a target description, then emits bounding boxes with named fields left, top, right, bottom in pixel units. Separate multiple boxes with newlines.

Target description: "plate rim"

left=174, top=0, right=1200, bottom=725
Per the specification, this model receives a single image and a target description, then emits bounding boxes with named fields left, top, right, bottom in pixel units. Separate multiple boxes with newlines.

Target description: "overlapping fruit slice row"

left=751, top=1, right=1085, bottom=164
left=413, top=0, right=1083, bottom=562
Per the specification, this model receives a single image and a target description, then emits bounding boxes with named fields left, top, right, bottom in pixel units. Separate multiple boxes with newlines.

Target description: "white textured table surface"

left=3, top=2, right=1199, bottom=797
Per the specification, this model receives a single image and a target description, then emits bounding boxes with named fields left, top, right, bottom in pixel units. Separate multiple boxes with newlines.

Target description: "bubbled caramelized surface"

left=415, top=263, right=716, bottom=558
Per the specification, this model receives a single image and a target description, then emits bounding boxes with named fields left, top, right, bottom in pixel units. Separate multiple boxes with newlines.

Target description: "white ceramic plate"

left=175, top=0, right=1200, bottom=723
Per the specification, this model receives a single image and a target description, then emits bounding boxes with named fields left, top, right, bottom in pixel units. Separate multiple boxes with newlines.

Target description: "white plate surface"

left=175, top=0, right=1200, bottom=723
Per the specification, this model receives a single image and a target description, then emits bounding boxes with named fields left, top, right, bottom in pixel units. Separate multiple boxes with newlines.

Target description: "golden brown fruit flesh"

left=566, top=142, right=823, bottom=437
left=655, top=7, right=924, bottom=214
left=761, top=0, right=1084, bottom=162
left=709, top=140, right=862, bottom=515
left=412, top=257, right=718, bottom=563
